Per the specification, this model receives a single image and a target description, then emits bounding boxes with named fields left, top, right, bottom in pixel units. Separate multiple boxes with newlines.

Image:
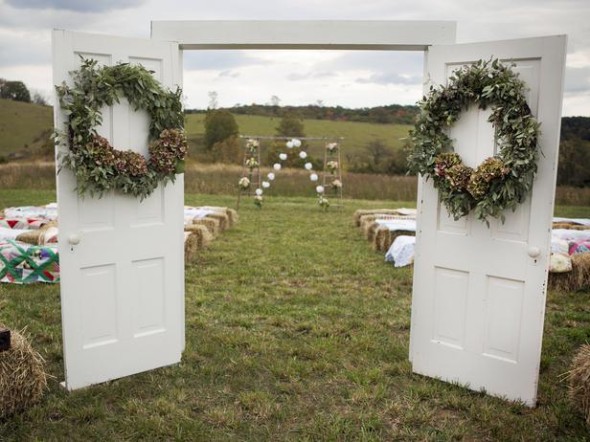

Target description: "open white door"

left=409, top=36, right=566, bottom=406
left=52, top=30, right=185, bottom=390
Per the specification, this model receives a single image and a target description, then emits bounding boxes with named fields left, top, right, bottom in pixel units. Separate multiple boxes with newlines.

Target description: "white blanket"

left=385, top=235, right=416, bottom=267
left=375, top=218, right=417, bottom=232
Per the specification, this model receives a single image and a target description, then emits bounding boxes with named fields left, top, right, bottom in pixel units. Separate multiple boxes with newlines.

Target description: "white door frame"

left=146, top=22, right=563, bottom=405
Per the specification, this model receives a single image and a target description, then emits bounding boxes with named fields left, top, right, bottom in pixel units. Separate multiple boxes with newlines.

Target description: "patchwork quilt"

left=0, top=240, right=60, bottom=284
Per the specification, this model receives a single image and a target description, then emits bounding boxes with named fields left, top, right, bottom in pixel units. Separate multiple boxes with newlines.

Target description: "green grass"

left=0, top=99, right=53, bottom=157
left=0, top=189, right=589, bottom=440
left=185, top=113, right=411, bottom=156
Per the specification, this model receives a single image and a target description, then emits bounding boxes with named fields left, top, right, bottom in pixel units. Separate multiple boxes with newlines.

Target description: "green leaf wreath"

left=55, top=58, right=187, bottom=200
left=407, top=59, right=541, bottom=222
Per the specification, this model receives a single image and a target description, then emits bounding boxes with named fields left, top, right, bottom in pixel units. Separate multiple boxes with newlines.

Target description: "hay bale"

left=353, top=209, right=402, bottom=227
left=373, top=227, right=415, bottom=252
left=184, top=224, right=214, bottom=250
left=15, top=222, right=59, bottom=245
left=0, top=326, right=48, bottom=418
left=205, top=212, right=229, bottom=232
left=197, top=207, right=239, bottom=228
left=192, top=217, right=219, bottom=237
left=184, top=232, right=198, bottom=263
left=549, top=253, right=590, bottom=292
left=15, top=230, right=45, bottom=245
left=568, top=344, right=590, bottom=426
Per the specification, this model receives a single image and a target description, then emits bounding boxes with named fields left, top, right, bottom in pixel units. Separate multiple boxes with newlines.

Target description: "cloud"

left=356, top=72, right=422, bottom=86
left=183, top=51, right=265, bottom=71
left=565, top=66, right=590, bottom=94
left=4, top=0, right=145, bottom=13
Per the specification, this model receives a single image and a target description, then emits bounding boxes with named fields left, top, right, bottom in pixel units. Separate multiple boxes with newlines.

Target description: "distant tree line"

left=187, top=103, right=420, bottom=125
left=558, top=116, right=590, bottom=187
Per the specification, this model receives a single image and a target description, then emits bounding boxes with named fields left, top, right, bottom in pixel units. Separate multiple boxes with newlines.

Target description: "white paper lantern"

left=310, top=173, right=318, bottom=182
left=286, top=140, right=294, bottom=149
left=304, top=162, right=313, bottom=170
left=273, top=163, right=282, bottom=171
left=316, top=185, right=325, bottom=194
left=292, top=138, right=302, bottom=148
left=299, top=151, right=308, bottom=159
left=279, top=153, right=288, bottom=161
left=255, top=188, right=263, bottom=196
left=262, top=181, right=270, bottom=189
left=267, top=172, right=275, bottom=180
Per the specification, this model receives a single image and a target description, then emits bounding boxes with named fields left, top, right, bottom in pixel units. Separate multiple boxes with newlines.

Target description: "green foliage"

left=275, top=112, right=306, bottom=138
left=408, top=59, right=540, bottom=222
left=558, top=138, right=590, bottom=187
left=203, top=109, right=239, bottom=150
left=55, top=58, right=186, bottom=200
left=0, top=79, right=31, bottom=103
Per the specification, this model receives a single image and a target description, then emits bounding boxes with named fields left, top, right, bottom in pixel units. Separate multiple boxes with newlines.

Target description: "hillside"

left=0, top=98, right=53, bottom=160
left=185, top=113, right=411, bottom=155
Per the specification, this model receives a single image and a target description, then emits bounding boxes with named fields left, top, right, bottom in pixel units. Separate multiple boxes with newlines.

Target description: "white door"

left=52, top=30, right=185, bottom=390
left=409, top=36, right=566, bottom=406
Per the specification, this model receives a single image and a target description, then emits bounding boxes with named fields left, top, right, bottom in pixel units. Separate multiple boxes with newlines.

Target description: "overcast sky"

left=0, top=0, right=588, bottom=116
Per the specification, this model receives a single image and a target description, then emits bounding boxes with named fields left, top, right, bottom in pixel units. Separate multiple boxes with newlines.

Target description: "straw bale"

left=205, top=212, right=229, bottom=232
left=0, top=326, right=48, bottom=418
left=353, top=209, right=402, bottom=227
left=184, top=232, right=199, bottom=263
left=192, top=217, right=219, bottom=237
left=552, top=223, right=590, bottom=231
left=184, top=224, right=214, bottom=250
left=549, top=253, right=590, bottom=292
left=373, top=226, right=415, bottom=252
left=15, top=222, right=58, bottom=245
left=567, top=343, right=590, bottom=426
left=198, top=206, right=239, bottom=227
left=15, top=230, right=45, bottom=245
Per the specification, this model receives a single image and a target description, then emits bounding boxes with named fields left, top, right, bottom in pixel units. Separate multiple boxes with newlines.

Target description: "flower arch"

left=237, top=136, right=343, bottom=209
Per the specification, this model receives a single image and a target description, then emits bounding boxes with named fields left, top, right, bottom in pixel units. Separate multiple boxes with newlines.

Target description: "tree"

left=204, top=110, right=239, bottom=151
left=32, top=92, right=48, bottom=106
left=557, top=138, right=590, bottom=187
left=0, top=79, right=31, bottom=102
left=275, top=112, right=305, bottom=138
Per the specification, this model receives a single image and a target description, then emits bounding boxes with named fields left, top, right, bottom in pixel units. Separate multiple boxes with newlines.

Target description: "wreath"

left=55, top=58, right=187, bottom=200
left=407, top=59, right=541, bottom=222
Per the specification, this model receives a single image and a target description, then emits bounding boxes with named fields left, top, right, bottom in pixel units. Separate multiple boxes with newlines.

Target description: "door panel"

left=53, top=30, right=184, bottom=390
left=409, top=36, right=566, bottom=406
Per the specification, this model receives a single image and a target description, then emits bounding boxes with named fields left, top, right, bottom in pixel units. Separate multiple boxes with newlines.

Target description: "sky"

left=0, top=0, right=588, bottom=116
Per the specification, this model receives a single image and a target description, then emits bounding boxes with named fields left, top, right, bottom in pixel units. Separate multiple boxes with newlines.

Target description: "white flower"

left=326, top=142, right=338, bottom=152
left=304, top=162, right=313, bottom=170
left=255, top=188, right=263, bottom=196
left=267, top=172, right=275, bottom=180
left=332, top=179, right=342, bottom=188
left=299, top=151, right=308, bottom=159
left=273, top=163, right=282, bottom=171
left=292, top=138, right=302, bottom=148
left=279, top=153, right=288, bottom=161
left=310, top=173, right=318, bottom=182
left=262, top=181, right=270, bottom=188
left=286, top=140, right=294, bottom=149
left=238, top=176, right=250, bottom=189
left=316, top=185, right=325, bottom=194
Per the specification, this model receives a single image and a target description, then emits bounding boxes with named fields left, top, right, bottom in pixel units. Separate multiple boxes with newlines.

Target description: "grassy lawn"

left=1, top=190, right=589, bottom=440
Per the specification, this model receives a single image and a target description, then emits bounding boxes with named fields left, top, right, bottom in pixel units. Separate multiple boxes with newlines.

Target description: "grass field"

left=185, top=113, right=411, bottom=157
left=0, top=99, right=410, bottom=162
left=0, top=188, right=590, bottom=440
left=0, top=99, right=53, bottom=158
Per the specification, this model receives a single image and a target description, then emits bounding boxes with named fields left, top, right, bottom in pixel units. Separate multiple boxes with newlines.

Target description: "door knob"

left=527, top=246, right=540, bottom=258
left=68, top=233, right=81, bottom=245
